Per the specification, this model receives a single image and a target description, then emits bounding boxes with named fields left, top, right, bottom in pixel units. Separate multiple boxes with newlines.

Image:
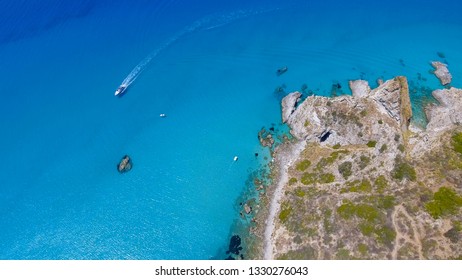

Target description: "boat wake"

left=115, top=8, right=277, bottom=96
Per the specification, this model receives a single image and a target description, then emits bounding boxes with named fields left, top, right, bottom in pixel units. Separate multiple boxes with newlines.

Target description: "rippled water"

left=1, top=0, right=461, bottom=259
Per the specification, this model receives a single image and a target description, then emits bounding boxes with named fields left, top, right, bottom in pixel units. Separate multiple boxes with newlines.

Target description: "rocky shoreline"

left=252, top=61, right=462, bottom=259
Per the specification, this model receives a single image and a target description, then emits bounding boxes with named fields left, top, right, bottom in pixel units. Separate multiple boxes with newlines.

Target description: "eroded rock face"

left=427, top=87, right=462, bottom=132
left=369, top=76, right=412, bottom=134
left=285, top=77, right=410, bottom=148
left=431, top=61, right=452, bottom=86
left=281, top=91, right=302, bottom=123
left=349, top=80, right=371, bottom=98
left=410, top=87, right=462, bottom=157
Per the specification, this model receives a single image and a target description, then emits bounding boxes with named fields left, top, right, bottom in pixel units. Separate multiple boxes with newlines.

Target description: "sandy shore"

left=263, top=140, right=306, bottom=259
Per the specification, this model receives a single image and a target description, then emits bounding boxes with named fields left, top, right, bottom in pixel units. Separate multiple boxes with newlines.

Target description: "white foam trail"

left=116, top=7, right=277, bottom=92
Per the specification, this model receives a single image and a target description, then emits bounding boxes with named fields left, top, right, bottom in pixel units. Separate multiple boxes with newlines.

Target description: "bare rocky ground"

left=266, top=69, right=462, bottom=260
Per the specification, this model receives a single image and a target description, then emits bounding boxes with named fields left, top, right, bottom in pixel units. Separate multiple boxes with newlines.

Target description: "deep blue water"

left=1, top=0, right=462, bottom=259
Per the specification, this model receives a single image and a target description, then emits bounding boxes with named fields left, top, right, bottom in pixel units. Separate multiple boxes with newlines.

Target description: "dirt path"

left=391, top=204, right=423, bottom=259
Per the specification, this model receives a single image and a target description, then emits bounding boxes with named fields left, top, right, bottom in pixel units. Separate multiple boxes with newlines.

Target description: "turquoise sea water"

left=1, top=0, right=462, bottom=259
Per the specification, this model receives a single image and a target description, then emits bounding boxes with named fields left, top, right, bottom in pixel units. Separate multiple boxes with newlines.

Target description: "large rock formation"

left=409, top=86, right=462, bottom=157
left=431, top=61, right=452, bottom=86
left=284, top=77, right=411, bottom=149
left=281, top=91, right=301, bottom=123
left=268, top=75, right=462, bottom=260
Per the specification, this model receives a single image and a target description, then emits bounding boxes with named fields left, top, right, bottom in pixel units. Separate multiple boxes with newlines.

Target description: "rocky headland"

left=259, top=62, right=462, bottom=260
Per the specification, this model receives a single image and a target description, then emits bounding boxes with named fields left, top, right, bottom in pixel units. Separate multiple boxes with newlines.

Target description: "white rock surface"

left=349, top=80, right=371, bottom=98
left=431, top=61, right=452, bottom=86
left=281, top=91, right=302, bottom=123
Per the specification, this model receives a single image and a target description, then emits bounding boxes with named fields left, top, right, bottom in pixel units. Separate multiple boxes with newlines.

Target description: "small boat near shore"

left=114, top=85, right=127, bottom=96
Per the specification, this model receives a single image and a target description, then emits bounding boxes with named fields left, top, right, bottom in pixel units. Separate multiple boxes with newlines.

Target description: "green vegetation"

left=337, top=200, right=395, bottom=246
left=359, top=155, right=371, bottom=169
left=279, top=202, right=292, bottom=223
left=301, top=171, right=336, bottom=185
left=336, top=248, right=352, bottom=260
left=394, top=134, right=400, bottom=142
left=338, top=161, right=353, bottom=179
left=294, top=188, right=305, bottom=197
left=316, top=151, right=348, bottom=170
left=377, top=195, right=395, bottom=210
left=296, top=159, right=312, bottom=171
left=358, top=243, right=368, bottom=256
left=337, top=200, right=379, bottom=221
left=289, top=177, right=298, bottom=185
left=319, top=173, right=335, bottom=184
left=333, top=143, right=341, bottom=149
left=374, top=175, right=388, bottom=193
left=392, top=158, right=416, bottom=181
left=367, top=141, right=377, bottom=148
left=378, top=119, right=383, bottom=124
left=277, top=246, right=318, bottom=260
left=452, top=132, right=462, bottom=155
left=360, top=110, right=368, bottom=117
left=398, top=144, right=405, bottom=152
left=425, top=187, right=462, bottom=219
left=301, top=173, right=316, bottom=185
left=379, top=144, right=388, bottom=153
left=342, top=179, right=372, bottom=193
left=375, top=226, right=396, bottom=245
left=304, top=120, right=311, bottom=127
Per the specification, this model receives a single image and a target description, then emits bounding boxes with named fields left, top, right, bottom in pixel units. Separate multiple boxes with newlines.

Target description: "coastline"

left=262, top=140, right=306, bottom=259
left=250, top=67, right=462, bottom=259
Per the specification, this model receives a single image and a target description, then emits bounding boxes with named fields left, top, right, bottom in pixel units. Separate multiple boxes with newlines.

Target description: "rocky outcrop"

left=369, top=76, right=412, bottom=134
left=117, top=155, right=132, bottom=173
left=409, top=87, right=462, bottom=157
left=270, top=73, right=462, bottom=260
left=431, top=61, right=452, bottom=86
left=426, top=87, right=462, bottom=132
left=258, top=128, right=275, bottom=148
left=285, top=77, right=410, bottom=149
left=281, top=91, right=301, bottom=123
left=349, top=80, right=371, bottom=98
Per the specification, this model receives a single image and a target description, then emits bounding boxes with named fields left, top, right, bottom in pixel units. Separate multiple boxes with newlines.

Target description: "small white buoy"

left=160, top=113, right=166, bottom=118
left=233, top=156, right=238, bottom=161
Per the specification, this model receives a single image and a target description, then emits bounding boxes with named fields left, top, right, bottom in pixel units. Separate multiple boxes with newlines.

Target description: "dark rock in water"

left=399, top=58, right=406, bottom=67
left=255, top=153, right=259, bottom=157
left=117, top=155, right=132, bottom=173
left=276, top=66, right=288, bottom=76
left=225, top=255, right=235, bottom=260
left=269, top=127, right=275, bottom=132
left=437, top=51, right=446, bottom=59
left=226, top=235, right=243, bottom=255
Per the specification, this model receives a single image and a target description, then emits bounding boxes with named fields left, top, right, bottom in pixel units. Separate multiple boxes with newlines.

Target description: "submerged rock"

left=276, top=66, right=288, bottom=76
left=244, top=203, right=252, bottom=214
left=258, top=128, right=275, bottom=148
left=117, top=155, right=132, bottom=173
left=431, top=61, right=452, bottom=86
left=226, top=235, right=243, bottom=255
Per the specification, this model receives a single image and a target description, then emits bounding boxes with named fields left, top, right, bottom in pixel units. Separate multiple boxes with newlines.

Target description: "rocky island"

left=255, top=62, right=462, bottom=260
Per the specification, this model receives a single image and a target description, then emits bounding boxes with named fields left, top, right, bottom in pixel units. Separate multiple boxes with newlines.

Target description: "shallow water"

left=1, top=0, right=461, bottom=259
